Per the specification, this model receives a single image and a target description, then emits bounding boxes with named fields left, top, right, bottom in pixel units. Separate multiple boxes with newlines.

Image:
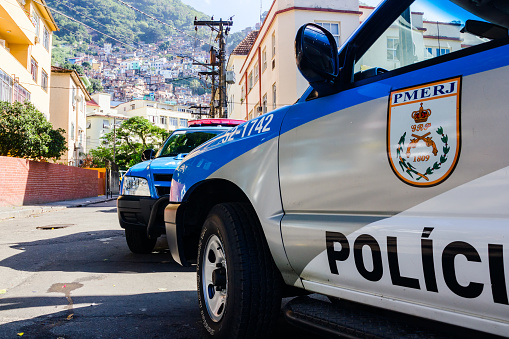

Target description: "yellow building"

left=0, top=0, right=58, bottom=118
left=50, top=66, right=91, bottom=166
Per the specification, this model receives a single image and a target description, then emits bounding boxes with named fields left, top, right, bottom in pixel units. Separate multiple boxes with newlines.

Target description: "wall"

left=0, top=156, right=99, bottom=206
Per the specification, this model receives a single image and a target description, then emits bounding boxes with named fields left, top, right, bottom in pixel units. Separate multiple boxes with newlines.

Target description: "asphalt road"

left=0, top=200, right=316, bottom=339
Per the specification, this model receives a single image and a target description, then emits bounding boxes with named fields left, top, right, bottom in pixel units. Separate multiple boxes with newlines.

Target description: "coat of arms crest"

left=387, top=77, right=461, bottom=187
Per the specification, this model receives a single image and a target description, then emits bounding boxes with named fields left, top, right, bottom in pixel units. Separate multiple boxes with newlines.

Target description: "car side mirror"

left=141, top=149, right=155, bottom=161
left=295, top=23, right=339, bottom=95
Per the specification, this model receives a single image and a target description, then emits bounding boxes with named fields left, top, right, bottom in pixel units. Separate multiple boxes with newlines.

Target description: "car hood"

left=126, top=155, right=184, bottom=177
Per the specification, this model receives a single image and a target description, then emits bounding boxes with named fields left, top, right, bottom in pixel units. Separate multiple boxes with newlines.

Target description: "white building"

left=115, top=100, right=193, bottom=132
left=228, top=0, right=362, bottom=120
left=85, top=93, right=126, bottom=153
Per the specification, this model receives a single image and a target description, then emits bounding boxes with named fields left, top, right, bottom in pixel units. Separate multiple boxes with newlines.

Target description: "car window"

left=353, top=0, right=507, bottom=81
left=156, top=131, right=224, bottom=157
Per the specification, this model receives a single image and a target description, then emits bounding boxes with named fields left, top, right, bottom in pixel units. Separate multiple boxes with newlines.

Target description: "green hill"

left=47, top=0, right=211, bottom=47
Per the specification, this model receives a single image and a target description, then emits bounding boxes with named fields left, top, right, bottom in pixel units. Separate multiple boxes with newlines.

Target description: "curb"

left=0, top=196, right=118, bottom=221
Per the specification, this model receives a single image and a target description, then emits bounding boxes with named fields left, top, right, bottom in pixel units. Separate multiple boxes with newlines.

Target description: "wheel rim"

left=202, top=234, right=227, bottom=322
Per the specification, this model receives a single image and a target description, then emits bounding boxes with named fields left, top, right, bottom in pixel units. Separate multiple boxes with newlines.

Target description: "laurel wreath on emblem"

left=397, top=126, right=449, bottom=181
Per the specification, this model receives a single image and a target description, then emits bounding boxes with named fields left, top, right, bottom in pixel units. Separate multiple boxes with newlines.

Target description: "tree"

left=61, top=62, right=85, bottom=75
left=90, top=116, right=170, bottom=170
left=0, top=101, right=67, bottom=160
left=87, top=79, right=104, bottom=94
left=158, top=41, right=171, bottom=52
left=190, top=79, right=206, bottom=95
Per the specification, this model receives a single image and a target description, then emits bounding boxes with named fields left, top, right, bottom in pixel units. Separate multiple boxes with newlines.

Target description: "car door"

left=279, top=0, right=509, bottom=329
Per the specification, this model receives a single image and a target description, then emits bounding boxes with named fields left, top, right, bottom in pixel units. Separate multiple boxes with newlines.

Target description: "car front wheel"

left=125, top=227, right=157, bottom=254
left=197, top=203, right=282, bottom=338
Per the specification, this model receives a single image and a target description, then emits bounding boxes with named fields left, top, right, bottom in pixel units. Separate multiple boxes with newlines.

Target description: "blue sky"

left=181, top=0, right=273, bottom=32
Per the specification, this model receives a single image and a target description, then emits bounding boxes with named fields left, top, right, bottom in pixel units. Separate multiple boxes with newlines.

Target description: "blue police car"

left=117, top=119, right=243, bottom=253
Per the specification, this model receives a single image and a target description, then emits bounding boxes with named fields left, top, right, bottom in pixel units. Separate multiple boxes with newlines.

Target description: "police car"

left=164, top=0, right=509, bottom=337
left=116, top=119, right=243, bottom=254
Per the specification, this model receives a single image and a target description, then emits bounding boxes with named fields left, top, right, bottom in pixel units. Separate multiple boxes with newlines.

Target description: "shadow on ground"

left=0, top=291, right=206, bottom=339
left=0, top=230, right=193, bottom=274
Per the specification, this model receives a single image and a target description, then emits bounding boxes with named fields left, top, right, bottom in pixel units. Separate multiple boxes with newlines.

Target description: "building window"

left=241, top=85, right=245, bottom=101
left=14, top=83, right=30, bottom=103
left=31, top=58, right=38, bottom=83
left=248, top=71, right=253, bottom=91
left=70, top=122, right=75, bottom=140
left=86, top=120, right=91, bottom=129
left=262, top=48, right=267, bottom=72
left=0, top=69, right=13, bottom=103
left=130, top=104, right=135, bottom=110
left=179, top=118, right=188, bottom=127
left=272, top=83, right=276, bottom=109
left=271, top=32, right=276, bottom=58
left=254, top=62, right=259, bottom=84
left=169, top=117, right=178, bottom=126
left=387, top=37, right=399, bottom=61
left=43, top=27, right=50, bottom=50
left=41, top=69, right=48, bottom=92
left=425, top=47, right=451, bottom=59
left=103, top=119, right=110, bottom=129
left=160, top=116, right=166, bottom=125
left=31, top=10, right=40, bottom=38
left=316, top=22, right=340, bottom=47
left=262, top=93, right=267, bottom=114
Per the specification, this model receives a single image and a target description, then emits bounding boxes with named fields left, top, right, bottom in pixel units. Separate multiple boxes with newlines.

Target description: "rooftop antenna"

left=260, top=0, right=262, bottom=25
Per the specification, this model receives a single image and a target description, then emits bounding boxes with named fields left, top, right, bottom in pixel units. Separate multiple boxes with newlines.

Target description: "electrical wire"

left=56, top=0, right=137, bottom=46
left=112, top=0, right=215, bottom=48
left=32, top=0, right=136, bottom=48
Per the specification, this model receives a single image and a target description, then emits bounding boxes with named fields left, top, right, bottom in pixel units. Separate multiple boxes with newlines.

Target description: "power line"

left=56, top=0, right=137, bottom=46
left=26, top=0, right=213, bottom=73
left=112, top=0, right=215, bottom=48
left=32, top=0, right=136, bottom=49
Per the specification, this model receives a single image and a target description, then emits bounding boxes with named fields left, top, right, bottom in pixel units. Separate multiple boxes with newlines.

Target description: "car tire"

left=125, top=227, right=157, bottom=254
left=197, top=203, right=282, bottom=338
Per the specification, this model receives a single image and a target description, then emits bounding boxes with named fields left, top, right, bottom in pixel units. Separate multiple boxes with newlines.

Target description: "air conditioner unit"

left=226, top=71, right=235, bottom=84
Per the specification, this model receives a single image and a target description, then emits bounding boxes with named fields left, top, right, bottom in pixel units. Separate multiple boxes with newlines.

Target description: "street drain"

left=37, top=224, right=74, bottom=230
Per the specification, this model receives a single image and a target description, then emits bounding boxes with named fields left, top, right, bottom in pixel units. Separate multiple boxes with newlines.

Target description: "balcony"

left=0, top=0, right=35, bottom=45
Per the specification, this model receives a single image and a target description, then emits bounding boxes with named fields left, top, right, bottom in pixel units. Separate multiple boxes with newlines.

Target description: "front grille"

left=153, top=174, right=173, bottom=182
left=156, top=186, right=171, bottom=196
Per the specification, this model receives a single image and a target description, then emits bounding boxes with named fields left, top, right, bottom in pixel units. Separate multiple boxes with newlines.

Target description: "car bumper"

left=117, top=195, right=156, bottom=229
left=164, top=202, right=188, bottom=266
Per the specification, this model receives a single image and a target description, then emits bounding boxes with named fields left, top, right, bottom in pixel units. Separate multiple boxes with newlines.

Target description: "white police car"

left=117, top=119, right=243, bottom=254
left=164, top=0, right=509, bottom=337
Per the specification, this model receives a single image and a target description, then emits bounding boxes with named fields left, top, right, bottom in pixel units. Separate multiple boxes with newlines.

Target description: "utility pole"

left=113, top=116, right=116, bottom=164
left=194, top=18, right=233, bottom=118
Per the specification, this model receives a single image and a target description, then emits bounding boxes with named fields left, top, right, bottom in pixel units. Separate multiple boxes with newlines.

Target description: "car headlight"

left=122, top=176, right=151, bottom=196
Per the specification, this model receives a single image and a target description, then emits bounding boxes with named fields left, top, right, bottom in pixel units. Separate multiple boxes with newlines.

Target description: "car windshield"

left=155, top=130, right=224, bottom=158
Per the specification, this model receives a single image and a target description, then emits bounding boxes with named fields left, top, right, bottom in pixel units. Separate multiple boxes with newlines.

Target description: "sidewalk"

left=0, top=195, right=118, bottom=221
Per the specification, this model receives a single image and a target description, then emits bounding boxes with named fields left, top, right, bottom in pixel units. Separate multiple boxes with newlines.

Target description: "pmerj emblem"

left=388, top=78, right=461, bottom=186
